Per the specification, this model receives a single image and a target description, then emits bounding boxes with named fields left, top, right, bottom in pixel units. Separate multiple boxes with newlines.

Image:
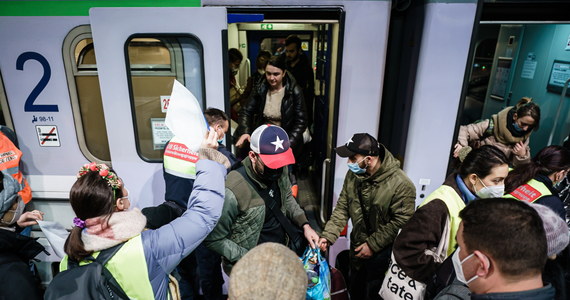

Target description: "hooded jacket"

left=236, top=72, right=307, bottom=148
left=457, top=106, right=532, bottom=167
left=320, top=146, right=415, bottom=267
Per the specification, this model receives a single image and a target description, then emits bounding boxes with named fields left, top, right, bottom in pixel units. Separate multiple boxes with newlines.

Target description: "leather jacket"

left=236, top=72, right=307, bottom=148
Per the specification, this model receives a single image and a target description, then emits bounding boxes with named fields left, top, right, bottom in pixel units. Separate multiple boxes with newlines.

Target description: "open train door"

left=89, top=7, right=227, bottom=208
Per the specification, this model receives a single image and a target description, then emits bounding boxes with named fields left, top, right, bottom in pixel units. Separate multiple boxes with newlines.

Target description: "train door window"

left=126, top=35, right=204, bottom=161
left=63, top=25, right=111, bottom=163
left=0, top=74, right=12, bottom=129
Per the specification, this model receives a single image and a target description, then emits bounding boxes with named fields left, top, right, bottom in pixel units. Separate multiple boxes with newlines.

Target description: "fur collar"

left=82, top=208, right=146, bottom=252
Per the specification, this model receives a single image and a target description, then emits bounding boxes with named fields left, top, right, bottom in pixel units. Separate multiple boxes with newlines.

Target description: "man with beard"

left=204, top=124, right=320, bottom=273
left=283, top=35, right=315, bottom=127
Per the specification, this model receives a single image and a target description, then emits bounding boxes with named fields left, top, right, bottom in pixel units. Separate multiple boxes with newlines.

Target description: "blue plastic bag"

left=301, top=247, right=331, bottom=300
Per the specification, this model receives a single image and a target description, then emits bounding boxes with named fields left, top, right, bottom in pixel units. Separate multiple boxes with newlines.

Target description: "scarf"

left=456, top=174, right=477, bottom=204
left=491, top=107, right=532, bottom=144
left=81, top=208, right=146, bottom=252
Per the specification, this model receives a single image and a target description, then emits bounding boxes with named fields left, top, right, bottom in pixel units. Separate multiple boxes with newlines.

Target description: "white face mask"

left=452, top=247, right=479, bottom=285
left=475, top=178, right=504, bottom=198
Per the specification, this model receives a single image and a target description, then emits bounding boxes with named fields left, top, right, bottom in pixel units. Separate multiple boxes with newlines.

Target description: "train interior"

left=226, top=9, right=344, bottom=233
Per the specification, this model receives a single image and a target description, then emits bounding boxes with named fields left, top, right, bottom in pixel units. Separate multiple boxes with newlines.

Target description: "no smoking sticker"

left=36, top=125, right=60, bottom=147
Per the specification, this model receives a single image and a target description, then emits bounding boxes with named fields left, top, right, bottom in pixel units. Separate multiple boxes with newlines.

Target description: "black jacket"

left=0, top=229, right=45, bottom=300
left=237, top=72, right=307, bottom=148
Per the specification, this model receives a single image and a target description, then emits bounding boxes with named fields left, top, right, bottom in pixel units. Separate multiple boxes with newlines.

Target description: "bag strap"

left=236, top=167, right=303, bottom=244
left=68, top=242, right=129, bottom=299
left=424, top=216, right=451, bottom=263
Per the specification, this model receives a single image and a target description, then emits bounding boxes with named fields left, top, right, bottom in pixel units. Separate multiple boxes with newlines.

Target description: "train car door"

left=89, top=7, right=227, bottom=208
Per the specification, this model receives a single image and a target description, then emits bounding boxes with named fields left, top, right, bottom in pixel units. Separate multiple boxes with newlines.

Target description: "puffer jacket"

left=456, top=107, right=531, bottom=167
left=204, top=158, right=308, bottom=272
left=142, top=159, right=225, bottom=299
left=236, top=72, right=307, bottom=148
left=321, top=146, right=415, bottom=267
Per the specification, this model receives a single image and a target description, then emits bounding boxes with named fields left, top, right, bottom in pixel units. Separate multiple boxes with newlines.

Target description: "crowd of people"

left=1, top=36, right=570, bottom=300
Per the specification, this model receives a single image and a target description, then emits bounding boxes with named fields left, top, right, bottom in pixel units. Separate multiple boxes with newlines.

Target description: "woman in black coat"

left=235, top=55, right=307, bottom=154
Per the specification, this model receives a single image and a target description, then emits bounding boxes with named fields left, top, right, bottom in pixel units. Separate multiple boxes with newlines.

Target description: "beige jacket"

left=457, top=109, right=531, bottom=167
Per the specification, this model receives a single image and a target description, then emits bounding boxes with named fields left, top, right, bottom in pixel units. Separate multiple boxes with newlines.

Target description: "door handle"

left=320, top=158, right=331, bottom=224
left=547, top=78, right=570, bottom=145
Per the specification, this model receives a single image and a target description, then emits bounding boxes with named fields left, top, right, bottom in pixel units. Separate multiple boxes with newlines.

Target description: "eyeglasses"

left=120, top=187, right=129, bottom=200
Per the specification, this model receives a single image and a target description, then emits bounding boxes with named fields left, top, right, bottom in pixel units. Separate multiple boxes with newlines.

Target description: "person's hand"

left=453, top=143, right=463, bottom=158
left=513, top=141, right=526, bottom=157
left=355, top=242, right=373, bottom=259
left=17, top=210, right=44, bottom=228
left=236, top=134, right=251, bottom=148
left=318, top=237, right=330, bottom=252
left=303, top=224, right=320, bottom=249
left=201, top=128, right=219, bottom=150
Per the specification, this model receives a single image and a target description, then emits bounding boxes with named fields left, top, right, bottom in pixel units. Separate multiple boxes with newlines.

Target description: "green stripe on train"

left=0, top=0, right=201, bottom=16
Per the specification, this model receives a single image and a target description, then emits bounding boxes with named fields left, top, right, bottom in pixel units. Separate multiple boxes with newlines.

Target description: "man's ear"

left=248, top=151, right=257, bottom=162
left=513, top=113, right=518, bottom=121
left=474, top=250, right=492, bottom=278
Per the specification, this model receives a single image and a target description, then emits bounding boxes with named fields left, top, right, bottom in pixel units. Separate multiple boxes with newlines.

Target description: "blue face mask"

left=512, top=122, right=525, bottom=133
left=347, top=158, right=367, bottom=174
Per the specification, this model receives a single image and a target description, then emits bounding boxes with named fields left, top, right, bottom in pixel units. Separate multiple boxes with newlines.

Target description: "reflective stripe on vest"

left=419, top=185, right=465, bottom=257
left=163, top=136, right=199, bottom=179
left=504, top=179, right=552, bottom=203
left=60, top=235, right=154, bottom=299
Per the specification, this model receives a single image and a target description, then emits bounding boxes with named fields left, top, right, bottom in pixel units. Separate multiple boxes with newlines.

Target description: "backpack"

left=44, top=243, right=129, bottom=300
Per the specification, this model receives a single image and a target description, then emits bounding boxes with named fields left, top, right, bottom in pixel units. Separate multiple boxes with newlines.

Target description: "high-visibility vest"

left=61, top=235, right=154, bottom=299
left=504, top=179, right=552, bottom=203
left=163, top=136, right=199, bottom=179
left=0, top=131, right=31, bottom=225
left=419, top=185, right=465, bottom=257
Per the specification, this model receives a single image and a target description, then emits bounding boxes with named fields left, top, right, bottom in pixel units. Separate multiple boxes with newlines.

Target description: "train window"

left=125, top=35, right=204, bottom=161
left=63, top=25, right=111, bottom=163
left=0, top=76, right=12, bottom=129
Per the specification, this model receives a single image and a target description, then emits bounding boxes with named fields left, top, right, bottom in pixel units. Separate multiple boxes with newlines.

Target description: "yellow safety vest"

left=163, top=136, right=199, bottom=179
left=60, top=235, right=154, bottom=300
left=504, top=179, right=552, bottom=203
left=419, top=185, right=465, bottom=257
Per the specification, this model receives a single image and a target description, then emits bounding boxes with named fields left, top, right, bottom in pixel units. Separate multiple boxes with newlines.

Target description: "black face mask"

left=262, top=165, right=283, bottom=182
left=254, top=155, right=283, bottom=182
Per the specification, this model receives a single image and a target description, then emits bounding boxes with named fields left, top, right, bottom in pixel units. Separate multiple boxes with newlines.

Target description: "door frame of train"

left=89, top=7, right=227, bottom=208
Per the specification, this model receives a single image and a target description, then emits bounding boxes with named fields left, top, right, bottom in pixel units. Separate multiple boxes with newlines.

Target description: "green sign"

left=261, top=23, right=273, bottom=30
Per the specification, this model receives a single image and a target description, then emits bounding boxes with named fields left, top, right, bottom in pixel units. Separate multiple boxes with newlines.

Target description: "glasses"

left=120, top=187, right=129, bottom=200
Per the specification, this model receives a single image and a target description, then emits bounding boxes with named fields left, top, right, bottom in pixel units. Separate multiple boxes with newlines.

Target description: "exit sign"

left=260, top=23, right=273, bottom=30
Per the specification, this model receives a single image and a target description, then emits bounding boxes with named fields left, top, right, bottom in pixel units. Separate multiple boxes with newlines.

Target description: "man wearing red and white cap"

left=204, top=124, right=319, bottom=273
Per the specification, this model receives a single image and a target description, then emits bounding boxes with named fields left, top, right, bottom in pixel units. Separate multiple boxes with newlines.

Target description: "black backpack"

left=44, top=243, right=129, bottom=300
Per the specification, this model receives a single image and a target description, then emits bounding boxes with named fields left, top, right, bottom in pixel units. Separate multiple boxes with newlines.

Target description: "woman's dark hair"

left=228, top=48, right=243, bottom=64
left=458, top=145, right=509, bottom=179
left=64, top=170, right=123, bottom=262
left=514, top=97, right=541, bottom=131
left=505, top=145, right=570, bottom=193
left=266, top=55, right=287, bottom=73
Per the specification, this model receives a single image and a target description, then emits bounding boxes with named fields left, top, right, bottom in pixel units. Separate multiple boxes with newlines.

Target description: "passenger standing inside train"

left=318, top=133, right=416, bottom=300
left=56, top=129, right=229, bottom=299
left=229, top=48, right=244, bottom=121
left=455, top=198, right=555, bottom=299
left=504, top=145, right=570, bottom=220
left=144, top=108, right=235, bottom=300
left=0, top=126, right=44, bottom=300
left=235, top=55, right=307, bottom=196
left=205, top=125, right=319, bottom=274
left=283, top=35, right=315, bottom=128
left=240, top=50, right=272, bottom=106
left=556, top=136, right=570, bottom=227
left=392, top=146, right=509, bottom=285
left=453, top=97, right=540, bottom=167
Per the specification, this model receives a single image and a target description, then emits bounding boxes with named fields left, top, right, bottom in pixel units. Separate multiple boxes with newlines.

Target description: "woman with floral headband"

left=58, top=129, right=229, bottom=299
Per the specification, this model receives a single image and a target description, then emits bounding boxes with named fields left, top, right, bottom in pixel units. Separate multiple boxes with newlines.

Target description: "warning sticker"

left=36, top=125, right=60, bottom=147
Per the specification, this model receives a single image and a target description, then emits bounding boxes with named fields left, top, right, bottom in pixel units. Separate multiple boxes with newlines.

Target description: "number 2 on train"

left=16, top=52, right=59, bottom=112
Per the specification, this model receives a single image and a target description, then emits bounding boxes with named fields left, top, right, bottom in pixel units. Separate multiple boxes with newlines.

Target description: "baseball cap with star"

left=250, top=124, right=295, bottom=169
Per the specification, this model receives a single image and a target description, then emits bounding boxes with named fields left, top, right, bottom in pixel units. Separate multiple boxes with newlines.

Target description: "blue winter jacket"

left=142, top=160, right=225, bottom=299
